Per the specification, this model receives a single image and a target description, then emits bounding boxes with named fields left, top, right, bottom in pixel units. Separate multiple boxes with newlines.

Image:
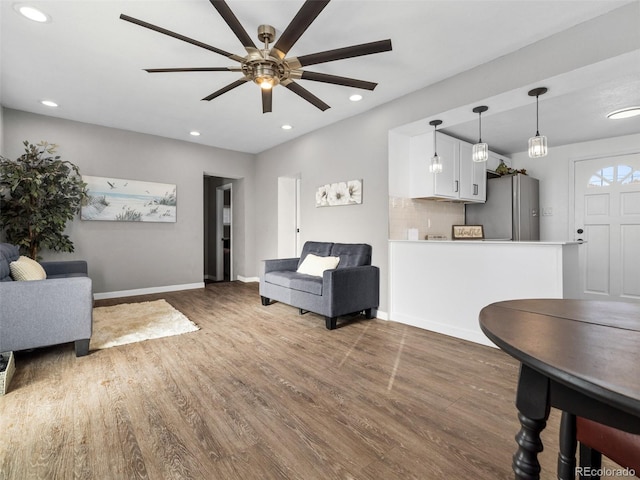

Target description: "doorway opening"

left=204, top=175, right=233, bottom=283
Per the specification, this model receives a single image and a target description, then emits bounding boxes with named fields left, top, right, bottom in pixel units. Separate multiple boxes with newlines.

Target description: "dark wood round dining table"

left=479, top=299, right=640, bottom=480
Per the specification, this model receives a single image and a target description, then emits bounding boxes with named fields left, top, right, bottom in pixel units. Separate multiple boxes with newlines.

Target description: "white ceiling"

left=1, top=0, right=638, bottom=155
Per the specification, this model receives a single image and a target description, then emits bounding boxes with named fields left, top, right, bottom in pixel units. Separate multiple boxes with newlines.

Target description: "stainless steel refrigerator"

left=465, top=173, right=539, bottom=241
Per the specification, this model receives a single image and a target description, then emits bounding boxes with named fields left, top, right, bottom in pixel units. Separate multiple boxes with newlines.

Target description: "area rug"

left=90, top=299, right=199, bottom=350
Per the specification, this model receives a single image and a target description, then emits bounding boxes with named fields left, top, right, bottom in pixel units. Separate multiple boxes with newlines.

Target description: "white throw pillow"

left=9, top=256, right=47, bottom=281
left=296, top=254, right=340, bottom=277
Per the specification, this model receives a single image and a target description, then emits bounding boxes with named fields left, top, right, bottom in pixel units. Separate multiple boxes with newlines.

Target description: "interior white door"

left=574, top=153, right=640, bottom=300
left=277, top=176, right=298, bottom=258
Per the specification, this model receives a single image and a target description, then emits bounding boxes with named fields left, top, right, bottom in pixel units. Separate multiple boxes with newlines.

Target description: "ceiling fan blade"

left=296, top=39, right=392, bottom=67
left=272, top=0, right=330, bottom=56
left=209, top=0, right=256, bottom=49
left=201, top=78, right=249, bottom=101
left=262, top=89, right=273, bottom=114
left=300, top=71, right=377, bottom=90
left=145, top=67, right=236, bottom=73
left=284, top=81, right=330, bottom=111
left=120, top=14, right=243, bottom=62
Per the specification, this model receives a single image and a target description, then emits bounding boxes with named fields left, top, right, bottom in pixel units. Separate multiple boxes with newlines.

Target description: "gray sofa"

left=260, top=241, right=379, bottom=329
left=0, top=243, right=93, bottom=357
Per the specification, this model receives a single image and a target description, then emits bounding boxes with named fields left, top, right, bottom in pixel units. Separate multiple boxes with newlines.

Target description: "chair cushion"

left=296, top=254, right=339, bottom=277
left=577, top=417, right=640, bottom=473
left=10, top=256, right=47, bottom=281
left=297, top=241, right=333, bottom=269
left=264, top=271, right=323, bottom=296
left=330, top=243, right=372, bottom=268
left=0, top=243, right=20, bottom=282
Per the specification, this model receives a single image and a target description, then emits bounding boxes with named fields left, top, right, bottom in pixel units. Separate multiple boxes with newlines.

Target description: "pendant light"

left=472, top=106, right=489, bottom=162
left=429, top=120, right=443, bottom=174
left=528, top=87, right=548, bottom=158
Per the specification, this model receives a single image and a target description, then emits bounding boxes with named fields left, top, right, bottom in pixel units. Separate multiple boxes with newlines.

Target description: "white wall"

left=2, top=108, right=256, bottom=294
left=512, top=132, right=640, bottom=241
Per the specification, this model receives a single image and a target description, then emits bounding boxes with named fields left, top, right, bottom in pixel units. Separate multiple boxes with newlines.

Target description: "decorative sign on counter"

left=452, top=225, right=484, bottom=240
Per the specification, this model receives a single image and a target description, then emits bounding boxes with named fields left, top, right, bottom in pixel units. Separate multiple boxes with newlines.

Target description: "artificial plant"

left=0, top=141, right=87, bottom=259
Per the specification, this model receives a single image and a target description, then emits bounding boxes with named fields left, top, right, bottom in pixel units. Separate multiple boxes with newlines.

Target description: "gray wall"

left=254, top=3, right=639, bottom=315
left=2, top=108, right=256, bottom=294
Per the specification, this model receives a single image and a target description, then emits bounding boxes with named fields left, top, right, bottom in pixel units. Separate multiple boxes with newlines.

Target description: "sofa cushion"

left=297, top=241, right=333, bottom=269
left=10, top=256, right=47, bottom=281
left=330, top=243, right=372, bottom=268
left=0, top=243, right=21, bottom=282
left=296, top=254, right=339, bottom=277
left=264, top=271, right=323, bottom=296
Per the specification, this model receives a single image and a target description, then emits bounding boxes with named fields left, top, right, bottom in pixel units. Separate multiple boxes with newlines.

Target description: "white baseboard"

left=375, top=310, right=389, bottom=320
left=389, top=312, right=497, bottom=348
left=237, top=276, right=259, bottom=283
left=94, top=282, right=205, bottom=300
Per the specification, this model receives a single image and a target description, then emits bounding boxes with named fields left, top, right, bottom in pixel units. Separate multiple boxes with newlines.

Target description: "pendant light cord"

left=433, top=125, right=438, bottom=156
left=535, top=95, right=540, bottom=136
left=478, top=111, right=482, bottom=143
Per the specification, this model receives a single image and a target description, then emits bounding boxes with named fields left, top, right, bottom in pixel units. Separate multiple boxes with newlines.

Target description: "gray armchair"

left=260, top=241, right=379, bottom=329
left=0, top=243, right=93, bottom=357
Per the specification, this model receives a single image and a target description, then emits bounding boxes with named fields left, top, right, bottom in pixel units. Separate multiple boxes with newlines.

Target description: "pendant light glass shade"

left=429, top=119, right=443, bottom=174
left=472, top=105, right=489, bottom=162
left=528, top=134, right=547, bottom=158
left=528, top=87, right=548, bottom=158
left=429, top=154, right=443, bottom=173
left=472, top=142, right=488, bottom=162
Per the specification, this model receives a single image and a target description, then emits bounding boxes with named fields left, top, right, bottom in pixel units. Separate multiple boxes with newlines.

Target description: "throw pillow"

left=9, top=256, right=47, bottom=281
left=296, top=253, right=340, bottom=277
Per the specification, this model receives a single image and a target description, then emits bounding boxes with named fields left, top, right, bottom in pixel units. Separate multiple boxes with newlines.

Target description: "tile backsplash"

left=389, top=197, right=465, bottom=240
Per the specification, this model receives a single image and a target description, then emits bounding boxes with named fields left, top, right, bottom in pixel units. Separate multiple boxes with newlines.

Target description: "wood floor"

left=0, top=282, right=613, bottom=479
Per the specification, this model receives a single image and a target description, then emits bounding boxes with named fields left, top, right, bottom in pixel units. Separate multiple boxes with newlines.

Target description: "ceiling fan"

left=120, top=0, right=392, bottom=113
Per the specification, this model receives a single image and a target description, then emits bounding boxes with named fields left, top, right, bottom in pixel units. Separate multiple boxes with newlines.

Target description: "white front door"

left=574, top=153, right=640, bottom=300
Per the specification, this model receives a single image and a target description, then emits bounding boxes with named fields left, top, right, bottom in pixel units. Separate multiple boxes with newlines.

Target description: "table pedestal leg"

left=513, top=364, right=551, bottom=480
left=513, top=412, right=546, bottom=480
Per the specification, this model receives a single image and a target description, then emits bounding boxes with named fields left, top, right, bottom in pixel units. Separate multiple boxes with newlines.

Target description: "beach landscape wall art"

left=81, top=175, right=177, bottom=222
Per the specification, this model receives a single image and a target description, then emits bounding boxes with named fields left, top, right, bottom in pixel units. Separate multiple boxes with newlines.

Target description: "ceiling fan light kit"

left=120, top=0, right=392, bottom=114
left=472, top=105, right=489, bottom=162
left=528, top=87, right=548, bottom=158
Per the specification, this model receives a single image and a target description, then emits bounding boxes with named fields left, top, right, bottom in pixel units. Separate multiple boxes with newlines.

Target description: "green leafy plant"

left=0, top=141, right=87, bottom=259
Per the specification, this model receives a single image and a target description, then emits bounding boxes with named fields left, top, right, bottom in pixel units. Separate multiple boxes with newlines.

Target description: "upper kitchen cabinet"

left=408, top=131, right=486, bottom=202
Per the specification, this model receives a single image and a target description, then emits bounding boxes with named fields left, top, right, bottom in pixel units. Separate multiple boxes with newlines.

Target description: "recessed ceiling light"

left=607, top=107, right=640, bottom=120
left=16, top=5, right=50, bottom=23
left=281, top=124, right=293, bottom=130
left=40, top=100, right=58, bottom=107
left=349, top=94, right=363, bottom=102
left=189, top=131, right=201, bottom=136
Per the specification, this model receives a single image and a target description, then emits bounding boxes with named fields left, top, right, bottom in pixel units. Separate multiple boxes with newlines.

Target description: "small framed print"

left=452, top=225, right=484, bottom=240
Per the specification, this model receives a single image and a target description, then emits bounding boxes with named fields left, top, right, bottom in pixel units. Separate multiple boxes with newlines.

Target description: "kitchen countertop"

left=388, top=239, right=582, bottom=245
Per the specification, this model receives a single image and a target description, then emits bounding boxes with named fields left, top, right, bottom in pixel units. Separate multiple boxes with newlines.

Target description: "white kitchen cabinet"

left=459, top=142, right=487, bottom=202
left=409, top=131, right=486, bottom=202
